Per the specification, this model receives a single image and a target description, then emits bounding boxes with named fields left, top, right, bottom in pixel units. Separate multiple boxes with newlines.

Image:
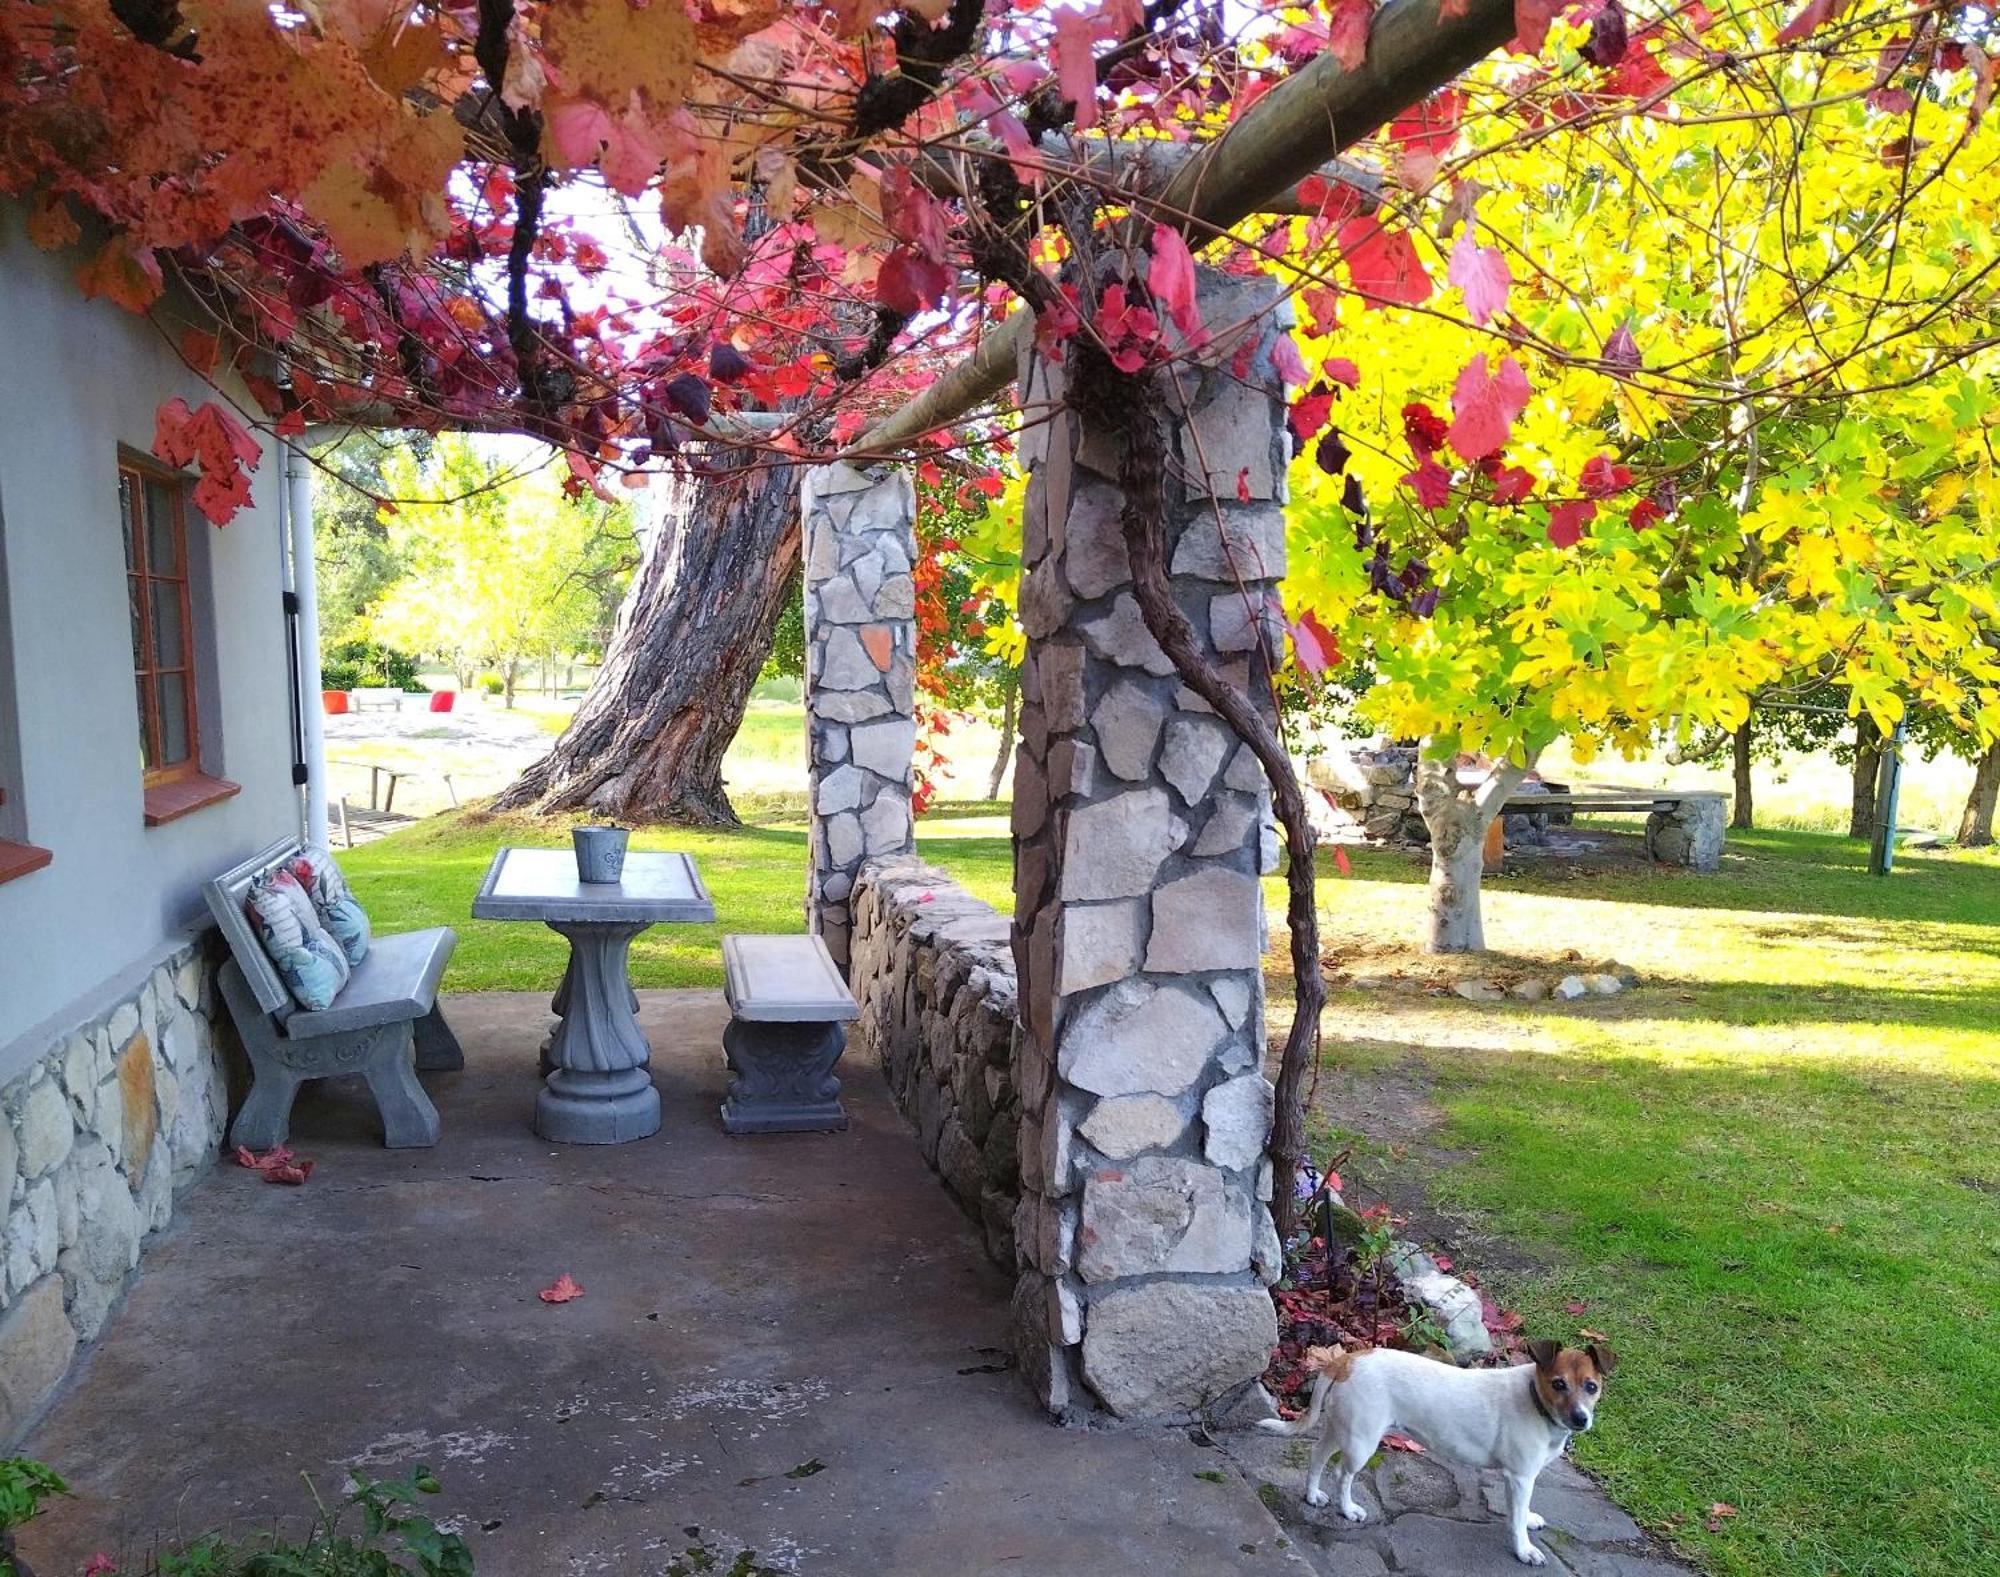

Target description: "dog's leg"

left=1334, top=1460, right=1366, bottom=1524
left=1302, top=1430, right=1340, bottom=1509
left=1506, top=1474, right=1547, bottom=1566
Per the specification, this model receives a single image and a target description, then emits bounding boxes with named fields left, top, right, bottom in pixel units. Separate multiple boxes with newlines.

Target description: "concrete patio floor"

left=16, top=988, right=1693, bottom=1577
left=16, top=990, right=1310, bottom=1576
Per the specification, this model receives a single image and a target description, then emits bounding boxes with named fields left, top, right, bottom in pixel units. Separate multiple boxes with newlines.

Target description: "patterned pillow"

left=245, top=865, right=351, bottom=1011
left=293, top=845, right=371, bottom=966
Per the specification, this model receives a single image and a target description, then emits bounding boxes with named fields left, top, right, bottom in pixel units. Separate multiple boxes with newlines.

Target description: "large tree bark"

left=494, top=454, right=799, bottom=824
left=984, top=671, right=1017, bottom=800
left=1415, top=748, right=1528, bottom=954
left=1849, top=715, right=1882, bottom=840
left=1960, top=741, right=2000, bottom=848
left=1730, top=719, right=1754, bottom=830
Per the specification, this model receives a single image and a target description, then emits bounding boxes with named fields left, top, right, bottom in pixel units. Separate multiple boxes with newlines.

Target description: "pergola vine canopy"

left=8, top=0, right=1992, bottom=526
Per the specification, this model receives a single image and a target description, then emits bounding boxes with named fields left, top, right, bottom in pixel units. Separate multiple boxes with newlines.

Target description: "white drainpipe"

left=286, top=440, right=329, bottom=847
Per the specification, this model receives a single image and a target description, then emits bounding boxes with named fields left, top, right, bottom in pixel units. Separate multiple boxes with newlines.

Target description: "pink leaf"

left=1403, top=458, right=1453, bottom=509
left=1777, top=0, right=1835, bottom=46
left=1290, top=610, right=1340, bottom=675
left=1447, top=231, right=1511, bottom=326
left=1271, top=333, right=1310, bottom=387
left=1513, top=0, right=1565, bottom=53
left=1324, top=357, right=1362, bottom=389
left=1337, top=218, right=1433, bottom=309
left=1054, top=11, right=1099, bottom=132
left=1333, top=845, right=1353, bottom=877
left=1604, top=318, right=1643, bottom=371
left=1548, top=500, right=1596, bottom=548
left=1147, top=224, right=1204, bottom=343
left=1383, top=1432, right=1427, bottom=1454
left=1446, top=354, right=1531, bottom=463
left=539, top=1273, right=586, bottom=1304
left=1326, top=0, right=1373, bottom=70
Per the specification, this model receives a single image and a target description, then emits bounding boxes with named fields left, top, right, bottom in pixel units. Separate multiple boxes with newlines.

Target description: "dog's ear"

left=1586, top=1342, right=1619, bottom=1378
left=1527, top=1338, right=1562, bottom=1370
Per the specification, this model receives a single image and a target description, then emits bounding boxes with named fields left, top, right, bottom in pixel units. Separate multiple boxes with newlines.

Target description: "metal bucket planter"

left=572, top=826, right=630, bottom=884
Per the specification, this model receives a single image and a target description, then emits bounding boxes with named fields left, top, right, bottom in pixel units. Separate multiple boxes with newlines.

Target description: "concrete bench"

left=348, top=688, right=406, bottom=712
left=203, top=840, right=463, bottom=1149
left=1497, top=788, right=1729, bottom=872
left=719, top=933, right=858, bottom=1135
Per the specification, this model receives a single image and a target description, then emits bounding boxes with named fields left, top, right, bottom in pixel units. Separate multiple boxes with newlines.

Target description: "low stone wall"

left=0, top=938, right=233, bottom=1444
left=848, top=857, right=1020, bottom=1270
left=1304, top=744, right=1424, bottom=845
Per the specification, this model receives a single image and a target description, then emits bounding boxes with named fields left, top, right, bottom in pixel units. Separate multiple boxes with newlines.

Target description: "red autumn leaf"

left=1579, top=454, right=1634, bottom=496
left=1403, top=402, right=1450, bottom=454
left=180, top=329, right=221, bottom=375
left=1336, top=217, right=1433, bottom=309
left=1290, top=388, right=1337, bottom=442
left=1777, top=0, right=1836, bottom=46
left=539, top=1273, right=586, bottom=1304
left=877, top=247, right=952, bottom=315
left=1271, top=333, right=1310, bottom=387
left=1512, top=0, right=1565, bottom=53
left=1326, top=0, right=1373, bottom=70
left=1236, top=468, right=1252, bottom=503
left=1333, top=845, right=1353, bottom=877
left=1491, top=464, right=1536, bottom=503
left=1290, top=609, right=1341, bottom=675
left=1403, top=457, right=1453, bottom=509
left=1389, top=89, right=1463, bottom=188
left=1383, top=1432, right=1427, bottom=1454
left=1148, top=223, right=1204, bottom=344
left=1324, top=357, right=1362, bottom=390
left=1628, top=496, right=1666, bottom=530
left=1446, top=354, right=1531, bottom=463
left=1053, top=9, right=1099, bottom=131
left=1548, top=500, right=1596, bottom=548
left=1565, top=1300, right=1590, bottom=1314
left=1446, top=231, right=1511, bottom=326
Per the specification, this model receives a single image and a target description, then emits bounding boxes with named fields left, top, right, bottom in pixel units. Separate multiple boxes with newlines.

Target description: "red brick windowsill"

left=0, top=838, right=52, bottom=886
left=143, top=773, right=241, bottom=827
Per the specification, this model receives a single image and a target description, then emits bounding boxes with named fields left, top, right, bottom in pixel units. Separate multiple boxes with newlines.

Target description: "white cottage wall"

left=0, top=205, right=297, bottom=1076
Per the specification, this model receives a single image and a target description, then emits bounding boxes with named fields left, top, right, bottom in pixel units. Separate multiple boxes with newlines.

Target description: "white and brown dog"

left=1259, top=1339, right=1618, bottom=1566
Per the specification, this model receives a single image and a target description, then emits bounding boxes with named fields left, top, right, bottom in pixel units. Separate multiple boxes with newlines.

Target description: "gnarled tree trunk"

left=494, top=453, right=798, bottom=824
left=1730, top=719, right=1754, bottom=830
left=1849, top=714, right=1881, bottom=839
left=1415, top=747, right=1529, bottom=954
left=1960, top=741, right=2000, bottom=848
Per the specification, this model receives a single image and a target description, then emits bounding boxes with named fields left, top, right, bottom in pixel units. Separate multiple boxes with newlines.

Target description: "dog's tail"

left=1257, top=1346, right=1356, bottom=1437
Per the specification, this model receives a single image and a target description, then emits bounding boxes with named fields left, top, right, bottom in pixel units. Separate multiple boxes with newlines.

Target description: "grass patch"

left=1301, top=830, right=2000, bottom=1577
left=341, top=801, right=1012, bottom=991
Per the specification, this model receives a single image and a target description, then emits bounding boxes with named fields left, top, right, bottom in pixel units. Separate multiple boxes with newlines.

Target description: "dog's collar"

left=1527, top=1373, right=1571, bottom=1436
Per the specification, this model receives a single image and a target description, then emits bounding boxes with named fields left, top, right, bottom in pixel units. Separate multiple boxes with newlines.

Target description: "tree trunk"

left=493, top=454, right=800, bottom=825
left=502, top=657, right=517, bottom=709
left=1960, top=741, right=2000, bottom=848
left=1415, top=749, right=1529, bottom=954
left=1730, top=719, right=1754, bottom=830
left=985, top=672, right=1018, bottom=801
left=1849, top=715, right=1881, bottom=840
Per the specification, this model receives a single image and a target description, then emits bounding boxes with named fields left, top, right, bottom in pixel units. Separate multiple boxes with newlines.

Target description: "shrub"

left=476, top=673, right=505, bottom=695
left=324, top=639, right=426, bottom=692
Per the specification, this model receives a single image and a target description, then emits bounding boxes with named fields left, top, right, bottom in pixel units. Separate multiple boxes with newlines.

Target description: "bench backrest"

left=202, top=838, right=309, bottom=1021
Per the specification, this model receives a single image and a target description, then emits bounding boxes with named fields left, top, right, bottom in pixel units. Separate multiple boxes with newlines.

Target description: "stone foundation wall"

left=1303, top=744, right=1424, bottom=844
left=848, top=857, right=1020, bottom=1270
left=0, top=939, right=232, bottom=1443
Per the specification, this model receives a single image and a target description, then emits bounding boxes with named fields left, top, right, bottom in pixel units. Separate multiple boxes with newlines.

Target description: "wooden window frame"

left=119, top=451, right=237, bottom=826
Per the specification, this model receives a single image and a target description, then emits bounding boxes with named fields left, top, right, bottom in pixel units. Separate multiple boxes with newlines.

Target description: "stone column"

left=803, top=463, right=918, bottom=973
left=1009, top=270, right=1290, bottom=1420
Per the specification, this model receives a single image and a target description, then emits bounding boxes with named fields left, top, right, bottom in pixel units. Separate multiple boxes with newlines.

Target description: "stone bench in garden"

left=1500, top=788, right=1730, bottom=872
left=719, top=933, right=857, bottom=1135
left=204, top=840, right=462, bottom=1149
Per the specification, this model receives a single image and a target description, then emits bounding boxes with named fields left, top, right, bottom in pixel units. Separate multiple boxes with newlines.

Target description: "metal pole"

left=1868, top=718, right=1906, bottom=876
left=287, top=443, right=329, bottom=848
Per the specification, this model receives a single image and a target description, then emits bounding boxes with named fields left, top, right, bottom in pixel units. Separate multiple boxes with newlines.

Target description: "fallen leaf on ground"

left=1383, top=1432, right=1427, bottom=1454
left=1706, top=1502, right=1738, bottom=1532
left=1564, top=1300, right=1589, bottom=1313
left=539, top=1273, right=586, bottom=1303
left=236, top=1144, right=315, bottom=1184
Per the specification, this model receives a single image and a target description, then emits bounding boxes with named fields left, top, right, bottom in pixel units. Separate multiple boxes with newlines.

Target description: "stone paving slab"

left=18, top=991, right=1313, bottom=1577
left=1220, top=1413, right=1698, bottom=1577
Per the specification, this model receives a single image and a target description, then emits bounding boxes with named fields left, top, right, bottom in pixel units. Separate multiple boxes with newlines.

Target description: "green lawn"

left=1302, top=829, right=2000, bottom=1577
left=344, top=807, right=1999, bottom=1577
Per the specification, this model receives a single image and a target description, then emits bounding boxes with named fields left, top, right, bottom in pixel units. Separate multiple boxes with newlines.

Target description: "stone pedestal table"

left=472, top=848, right=716, bottom=1143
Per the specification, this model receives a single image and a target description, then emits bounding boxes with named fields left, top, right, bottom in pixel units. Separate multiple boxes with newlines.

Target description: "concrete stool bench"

left=204, top=840, right=462, bottom=1150
left=719, top=934, right=858, bottom=1135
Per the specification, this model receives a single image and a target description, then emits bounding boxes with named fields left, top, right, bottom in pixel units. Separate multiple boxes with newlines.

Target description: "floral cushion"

left=245, top=865, right=351, bottom=1012
left=293, top=844, right=371, bottom=966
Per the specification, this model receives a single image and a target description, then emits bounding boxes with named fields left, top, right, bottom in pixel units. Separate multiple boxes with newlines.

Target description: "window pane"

left=154, top=672, right=191, bottom=766
left=149, top=579, right=187, bottom=670
left=145, top=480, right=181, bottom=576
left=137, top=674, right=157, bottom=770
left=128, top=576, right=148, bottom=674
left=120, top=473, right=140, bottom=573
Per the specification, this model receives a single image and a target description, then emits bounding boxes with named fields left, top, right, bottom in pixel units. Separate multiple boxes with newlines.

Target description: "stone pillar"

left=1009, top=270, right=1289, bottom=1420
left=803, top=463, right=918, bottom=973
